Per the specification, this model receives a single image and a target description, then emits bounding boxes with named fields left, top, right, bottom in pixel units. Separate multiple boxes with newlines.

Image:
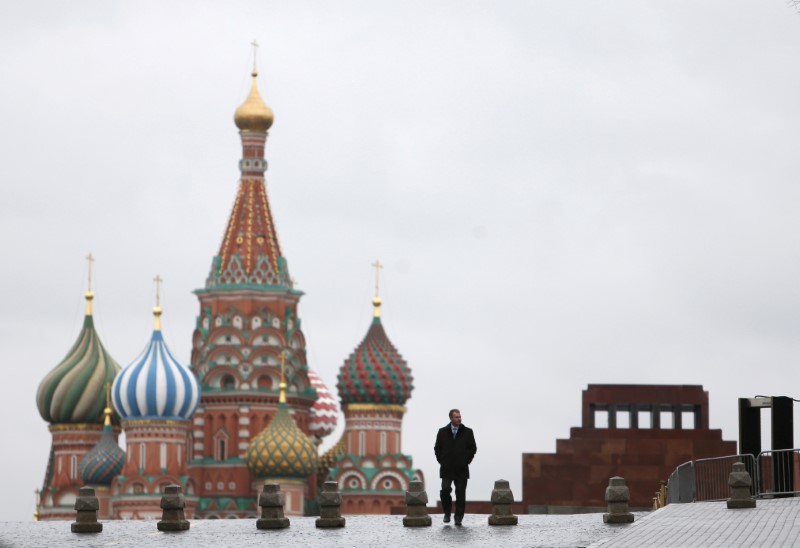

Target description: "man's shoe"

left=443, top=514, right=451, bottom=523
left=454, top=515, right=463, bottom=526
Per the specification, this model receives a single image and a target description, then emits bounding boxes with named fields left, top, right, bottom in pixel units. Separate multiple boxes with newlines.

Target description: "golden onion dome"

left=234, top=71, right=274, bottom=132
left=245, top=382, right=318, bottom=478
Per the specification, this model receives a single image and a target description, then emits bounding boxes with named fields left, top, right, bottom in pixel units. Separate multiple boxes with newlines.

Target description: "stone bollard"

left=603, top=476, right=634, bottom=524
left=157, top=484, right=190, bottom=531
left=727, top=462, right=756, bottom=509
left=316, top=481, right=345, bottom=528
left=488, top=479, right=518, bottom=526
left=403, top=480, right=432, bottom=527
left=71, top=486, right=102, bottom=533
left=256, top=483, right=290, bottom=529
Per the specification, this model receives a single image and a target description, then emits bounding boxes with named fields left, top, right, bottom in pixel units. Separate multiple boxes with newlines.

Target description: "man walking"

left=434, top=408, right=477, bottom=525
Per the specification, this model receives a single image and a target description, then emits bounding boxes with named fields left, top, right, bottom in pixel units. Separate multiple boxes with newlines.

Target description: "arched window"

left=359, top=432, right=366, bottom=456
left=222, top=375, right=235, bottom=389
left=139, top=443, right=146, bottom=471
left=70, top=456, right=78, bottom=480
left=214, top=429, right=229, bottom=461
left=380, top=432, right=387, bottom=455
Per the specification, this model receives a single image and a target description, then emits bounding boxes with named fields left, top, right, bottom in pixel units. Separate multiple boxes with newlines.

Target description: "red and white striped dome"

left=308, top=368, right=339, bottom=439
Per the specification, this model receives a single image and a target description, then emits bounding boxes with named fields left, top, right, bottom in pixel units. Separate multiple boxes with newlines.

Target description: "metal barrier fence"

left=758, top=448, right=800, bottom=497
left=663, top=456, right=757, bottom=504
left=694, top=454, right=757, bottom=502
left=666, top=461, right=695, bottom=504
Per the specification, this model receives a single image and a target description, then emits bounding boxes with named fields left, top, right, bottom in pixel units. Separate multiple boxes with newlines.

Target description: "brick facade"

left=522, top=384, right=737, bottom=512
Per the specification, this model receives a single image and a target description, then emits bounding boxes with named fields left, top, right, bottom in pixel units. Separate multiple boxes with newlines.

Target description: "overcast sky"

left=2, top=1, right=800, bottom=522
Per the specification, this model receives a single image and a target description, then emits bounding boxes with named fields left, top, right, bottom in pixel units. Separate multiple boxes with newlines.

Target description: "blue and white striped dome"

left=112, top=310, right=200, bottom=421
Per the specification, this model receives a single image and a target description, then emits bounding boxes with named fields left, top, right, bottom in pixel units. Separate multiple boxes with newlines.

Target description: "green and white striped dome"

left=36, top=291, right=121, bottom=424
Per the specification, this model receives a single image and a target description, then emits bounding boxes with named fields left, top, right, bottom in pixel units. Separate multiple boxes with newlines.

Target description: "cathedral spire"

left=205, top=47, right=291, bottom=290
left=85, top=253, right=94, bottom=316
left=279, top=350, right=288, bottom=405
left=371, top=259, right=383, bottom=318
left=153, top=274, right=163, bottom=331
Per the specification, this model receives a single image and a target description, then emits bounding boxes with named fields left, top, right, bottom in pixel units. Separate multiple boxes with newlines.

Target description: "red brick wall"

left=523, top=385, right=737, bottom=510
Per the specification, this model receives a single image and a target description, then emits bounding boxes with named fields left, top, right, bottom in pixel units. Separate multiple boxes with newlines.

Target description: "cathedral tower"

left=111, top=280, right=201, bottom=519
left=188, top=56, right=318, bottom=517
left=325, top=263, right=423, bottom=514
left=35, top=257, right=121, bottom=520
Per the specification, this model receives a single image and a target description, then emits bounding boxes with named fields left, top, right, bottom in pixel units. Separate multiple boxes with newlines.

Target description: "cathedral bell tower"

left=188, top=48, right=317, bottom=518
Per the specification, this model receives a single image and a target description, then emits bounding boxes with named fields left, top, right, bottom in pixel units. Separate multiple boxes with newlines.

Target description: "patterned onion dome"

left=36, top=290, right=121, bottom=424
left=79, top=400, right=125, bottom=486
left=308, top=368, right=339, bottom=439
left=234, top=71, right=274, bottom=132
left=337, top=297, right=413, bottom=405
left=112, top=305, right=200, bottom=420
left=246, top=383, right=318, bottom=478
left=320, top=435, right=346, bottom=469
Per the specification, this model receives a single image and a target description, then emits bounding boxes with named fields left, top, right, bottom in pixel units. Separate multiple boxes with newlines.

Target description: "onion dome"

left=36, top=286, right=121, bottom=424
left=320, top=435, right=346, bottom=469
left=112, top=294, right=200, bottom=421
left=246, top=367, right=318, bottom=478
left=79, top=387, right=125, bottom=486
left=234, top=71, right=274, bottom=132
left=337, top=296, right=413, bottom=405
left=308, top=368, right=339, bottom=439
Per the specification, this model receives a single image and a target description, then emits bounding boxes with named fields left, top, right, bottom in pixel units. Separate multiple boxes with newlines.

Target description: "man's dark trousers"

left=441, top=477, right=468, bottom=518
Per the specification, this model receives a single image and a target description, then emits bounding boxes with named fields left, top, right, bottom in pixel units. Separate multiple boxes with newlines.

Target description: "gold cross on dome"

left=153, top=274, right=163, bottom=307
left=86, top=253, right=95, bottom=291
left=371, top=259, right=383, bottom=298
left=279, top=350, right=288, bottom=404
left=251, top=39, right=259, bottom=72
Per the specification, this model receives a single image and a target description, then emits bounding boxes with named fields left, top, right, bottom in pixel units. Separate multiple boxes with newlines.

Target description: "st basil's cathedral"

left=34, top=59, right=422, bottom=520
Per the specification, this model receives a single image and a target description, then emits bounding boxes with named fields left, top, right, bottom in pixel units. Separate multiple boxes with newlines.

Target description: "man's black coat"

left=434, top=423, right=477, bottom=480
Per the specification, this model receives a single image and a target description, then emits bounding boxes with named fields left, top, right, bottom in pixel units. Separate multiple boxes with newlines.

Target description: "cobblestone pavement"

left=590, top=497, right=800, bottom=547
left=0, top=513, right=644, bottom=547
left=13, top=499, right=799, bottom=548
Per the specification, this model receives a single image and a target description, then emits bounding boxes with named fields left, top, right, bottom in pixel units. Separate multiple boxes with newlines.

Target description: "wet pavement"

left=591, top=497, right=800, bottom=547
left=9, top=496, right=800, bottom=546
left=0, top=512, right=643, bottom=547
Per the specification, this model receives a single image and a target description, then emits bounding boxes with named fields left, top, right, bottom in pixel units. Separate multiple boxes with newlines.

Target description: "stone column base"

left=489, top=515, right=518, bottom=526
left=727, top=499, right=756, bottom=509
left=316, top=517, right=346, bottom=528
left=257, top=518, right=290, bottom=529
left=71, top=522, right=103, bottom=533
left=603, top=512, right=634, bottom=524
left=403, top=516, right=432, bottom=527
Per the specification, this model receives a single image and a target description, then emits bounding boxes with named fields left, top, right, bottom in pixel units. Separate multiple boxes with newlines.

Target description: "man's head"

left=449, top=409, right=462, bottom=426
